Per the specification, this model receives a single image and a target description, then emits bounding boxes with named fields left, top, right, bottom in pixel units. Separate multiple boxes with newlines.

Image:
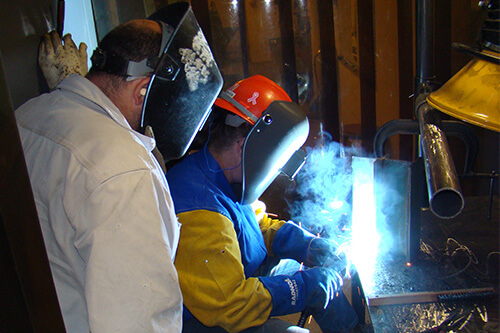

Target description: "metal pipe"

left=374, top=118, right=479, bottom=174
left=416, top=96, right=464, bottom=219
left=415, top=0, right=435, bottom=92
left=414, top=0, right=464, bottom=219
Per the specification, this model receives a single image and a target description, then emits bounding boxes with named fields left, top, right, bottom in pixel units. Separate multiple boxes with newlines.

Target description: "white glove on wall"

left=39, top=30, right=88, bottom=90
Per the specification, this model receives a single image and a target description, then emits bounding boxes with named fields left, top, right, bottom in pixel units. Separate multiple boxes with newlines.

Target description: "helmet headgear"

left=215, top=75, right=309, bottom=204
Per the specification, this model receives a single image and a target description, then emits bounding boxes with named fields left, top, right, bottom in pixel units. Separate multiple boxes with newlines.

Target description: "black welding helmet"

left=214, top=75, right=309, bottom=204
left=90, top=2, right=222, bottom=161
left=144, top=3, right=223, bottom=160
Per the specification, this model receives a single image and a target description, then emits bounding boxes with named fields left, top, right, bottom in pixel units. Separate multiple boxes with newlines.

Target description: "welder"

left=167, top=75, right=358, bottom=332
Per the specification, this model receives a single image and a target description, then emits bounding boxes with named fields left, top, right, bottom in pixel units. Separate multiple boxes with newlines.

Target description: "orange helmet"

left=214, top=75, right=292, bottom=125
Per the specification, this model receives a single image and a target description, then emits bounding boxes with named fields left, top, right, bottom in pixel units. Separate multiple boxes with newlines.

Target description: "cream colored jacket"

left=15, top=74, right=182, bottom=332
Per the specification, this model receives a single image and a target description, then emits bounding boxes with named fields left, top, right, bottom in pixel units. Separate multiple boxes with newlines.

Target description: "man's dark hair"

left=87, top=20, right=162, bottom=93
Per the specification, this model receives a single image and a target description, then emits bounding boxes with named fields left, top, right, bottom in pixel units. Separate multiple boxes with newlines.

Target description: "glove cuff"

left=272, top=222, right=316, bottom=263
left=259, top=273, right=307, bottom=317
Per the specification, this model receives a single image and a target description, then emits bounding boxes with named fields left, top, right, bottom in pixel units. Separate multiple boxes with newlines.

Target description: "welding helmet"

left=215, top=75, right=310, bottom=204
left=91, top=2, right=223, bottom=161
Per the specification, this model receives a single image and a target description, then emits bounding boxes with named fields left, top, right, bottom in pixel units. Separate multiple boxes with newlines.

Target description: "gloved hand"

left=301, top=267, right=342, bottom=310
left=306, top=237, right=348, bottom=271
left=259, top=266, right=342, bottom=317
left=39, top=30, right=88, bottom=90
left=273, top=222, right=347, bottom=269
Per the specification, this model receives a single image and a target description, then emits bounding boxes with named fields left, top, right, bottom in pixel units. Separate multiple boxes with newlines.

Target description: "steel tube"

left=416, top=97, right=464, bottom=219
left=415, top=0, right=435, bottom=90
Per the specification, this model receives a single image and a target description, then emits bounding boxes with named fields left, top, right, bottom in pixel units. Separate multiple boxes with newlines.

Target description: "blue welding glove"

left=311, top=290, right=359, bottom=333
left=273, top=222, right=345, bottom=268
left=259, top=267, right=342, bottom=317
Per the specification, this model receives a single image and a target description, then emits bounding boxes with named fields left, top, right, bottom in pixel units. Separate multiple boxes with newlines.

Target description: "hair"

left=86, top=20, right=162, bottom=95
left=190, top=106, right=252, bottom=154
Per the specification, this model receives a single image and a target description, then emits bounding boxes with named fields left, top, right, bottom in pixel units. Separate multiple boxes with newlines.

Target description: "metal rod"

left=415, top=0, right=435, bottom=93
left=488, top=171, right=496, bottom=220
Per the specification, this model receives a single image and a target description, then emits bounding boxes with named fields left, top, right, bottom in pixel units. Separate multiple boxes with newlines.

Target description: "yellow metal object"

left=427, top=56, right=500, bottom=132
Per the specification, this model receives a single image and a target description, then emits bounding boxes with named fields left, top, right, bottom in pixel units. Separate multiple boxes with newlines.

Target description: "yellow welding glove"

left=39, top=30, right=88, bottom=90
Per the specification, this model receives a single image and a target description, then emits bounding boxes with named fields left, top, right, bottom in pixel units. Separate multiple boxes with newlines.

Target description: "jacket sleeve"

left=174, top=210, right=273, bottom=332
left=251, top=200, right=286, bottom=257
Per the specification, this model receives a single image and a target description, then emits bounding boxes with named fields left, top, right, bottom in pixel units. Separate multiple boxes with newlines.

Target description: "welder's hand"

left=300, top=267, right=342, bottom=310
left=306, top=237, right=347, bottom=270
left=39, top=30, right=88, bottom=90
left=259, top=265, right=343, bottom=317
left=273, top=222, right=347, bottom=270
left=144, top=125, right=166, bottom=174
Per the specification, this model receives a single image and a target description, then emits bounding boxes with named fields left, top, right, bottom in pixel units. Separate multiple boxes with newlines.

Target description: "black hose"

left=297, top=308, right=312, bottom=328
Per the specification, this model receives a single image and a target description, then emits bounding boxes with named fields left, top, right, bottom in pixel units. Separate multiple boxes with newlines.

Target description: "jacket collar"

left=58, top=74, right=155, bottom=152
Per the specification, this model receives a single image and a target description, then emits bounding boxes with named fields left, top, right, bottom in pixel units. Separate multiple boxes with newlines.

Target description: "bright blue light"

left=351, top=157, right=380, bottom=294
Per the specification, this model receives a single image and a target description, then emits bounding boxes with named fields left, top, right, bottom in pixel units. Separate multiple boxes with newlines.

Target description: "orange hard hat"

left=214, top=75, right=292, bottom=125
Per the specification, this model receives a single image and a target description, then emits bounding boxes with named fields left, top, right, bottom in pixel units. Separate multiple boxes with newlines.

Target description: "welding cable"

left=444, top=238, right=478, bottom=279
left=471, top=251, right=500, bottom=278
left=297, top=308, right=312, bottom=328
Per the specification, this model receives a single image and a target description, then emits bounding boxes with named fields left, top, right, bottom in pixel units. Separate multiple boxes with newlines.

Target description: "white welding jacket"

left=15, top=74, right=182, bottom=332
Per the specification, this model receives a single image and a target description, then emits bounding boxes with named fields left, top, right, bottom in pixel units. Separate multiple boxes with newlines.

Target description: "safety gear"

left=90, top=2, right=223, bottom=161
left=307, top=238, right=349, bottom=272
left=214, top=75, right=292, bottom=126
left=215, top=76, right=309, bottom=204
left=311, top=291, right=359, bottom=333
left=167, top=149, right=273, bottom=332
left=259, top=266, right=341, bottom=317
left=272, top=222, right=347, bottom=270
left=241, top=100, right=308, bottom=204
left=39, top=31, right=88, bottom=90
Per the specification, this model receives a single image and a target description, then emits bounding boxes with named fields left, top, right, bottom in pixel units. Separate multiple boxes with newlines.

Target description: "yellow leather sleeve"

left=252, top=200, right=286, bottom=257
left=174, top=210, right=273, bottom=332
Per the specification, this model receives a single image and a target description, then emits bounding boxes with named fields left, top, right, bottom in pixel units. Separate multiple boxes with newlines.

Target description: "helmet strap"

left=219, top=91, right=259, bottom=124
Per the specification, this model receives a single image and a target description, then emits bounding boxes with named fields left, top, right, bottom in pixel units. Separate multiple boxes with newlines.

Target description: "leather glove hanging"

left=39, top=30, right=88, bottom=90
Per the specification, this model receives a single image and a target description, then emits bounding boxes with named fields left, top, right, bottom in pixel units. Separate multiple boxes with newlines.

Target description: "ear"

left=132, top=77, right=151, bottom=106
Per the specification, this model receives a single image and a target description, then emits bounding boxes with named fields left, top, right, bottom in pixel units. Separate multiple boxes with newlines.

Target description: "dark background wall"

left=0, top=0, right=65, bottom=331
